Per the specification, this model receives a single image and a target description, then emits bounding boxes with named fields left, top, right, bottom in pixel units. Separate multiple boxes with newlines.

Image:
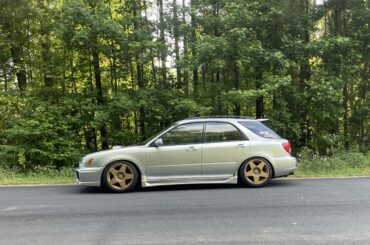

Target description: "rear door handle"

left=186, top=146, right=196, bottom=151
left=236, top=144, right=246, bottom=148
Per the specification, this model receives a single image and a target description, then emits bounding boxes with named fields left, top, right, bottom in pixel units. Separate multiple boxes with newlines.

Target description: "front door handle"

left=186, top=146, right=196, bottom=151
left=236, top=144, right=246, bottom=148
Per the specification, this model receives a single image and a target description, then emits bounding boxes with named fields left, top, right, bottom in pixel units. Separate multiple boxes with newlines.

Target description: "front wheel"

left=102, top=161, right=139, bottom=193
left=239, top=158, right=272, bottom=187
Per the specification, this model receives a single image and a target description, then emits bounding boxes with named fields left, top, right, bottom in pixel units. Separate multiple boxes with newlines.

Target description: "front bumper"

left=271, top=156, right=297, bottom=177
left=75, top=167, right=104, bottom=186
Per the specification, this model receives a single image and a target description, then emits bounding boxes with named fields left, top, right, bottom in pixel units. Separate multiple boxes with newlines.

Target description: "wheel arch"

left=237, top=156, right=276, bottom=179
left=100, top=159, right=143, bottom=186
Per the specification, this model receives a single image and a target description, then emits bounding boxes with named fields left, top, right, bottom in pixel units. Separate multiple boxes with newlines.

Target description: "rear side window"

left=238, top=121, right=280, bottom=139
left=205, top=122, right=243, bottom=143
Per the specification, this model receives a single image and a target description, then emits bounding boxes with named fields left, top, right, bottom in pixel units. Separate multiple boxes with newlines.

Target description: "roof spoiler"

left=187, top=113, right=269, bottom=121
left=186, top=112, right=268, bottom=122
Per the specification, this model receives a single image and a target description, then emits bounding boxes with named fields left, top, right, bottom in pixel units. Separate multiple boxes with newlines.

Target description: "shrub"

left=297, top=147, right=369, bottom=173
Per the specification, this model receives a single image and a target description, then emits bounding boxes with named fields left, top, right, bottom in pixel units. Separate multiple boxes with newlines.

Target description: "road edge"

left=0, top=183, right=76, bottom=188
left=0, top=175, right=369, bottom=187
left=284, top=175, right=370, bottom=180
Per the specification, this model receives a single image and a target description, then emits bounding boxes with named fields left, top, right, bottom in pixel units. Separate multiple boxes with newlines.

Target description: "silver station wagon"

left=76, top=117, right=297, bottom=192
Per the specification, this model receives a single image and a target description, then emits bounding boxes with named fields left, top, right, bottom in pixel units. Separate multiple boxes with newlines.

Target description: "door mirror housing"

left=153, top=138, right=163, bottom=147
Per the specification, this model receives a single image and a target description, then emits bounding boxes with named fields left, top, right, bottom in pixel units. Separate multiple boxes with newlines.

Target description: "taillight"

left=282, top=142, right=291, bottom=154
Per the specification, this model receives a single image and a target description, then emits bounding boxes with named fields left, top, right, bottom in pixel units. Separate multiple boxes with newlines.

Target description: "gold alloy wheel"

left=244, top=159, right=269, bottom=185
left=106, top=162, right=134, bottom=191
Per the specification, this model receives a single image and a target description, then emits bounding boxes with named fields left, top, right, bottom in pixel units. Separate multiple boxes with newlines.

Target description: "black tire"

left=101, top=161, right=139, bottom=193
left=239, top=157, right=273, bottom=187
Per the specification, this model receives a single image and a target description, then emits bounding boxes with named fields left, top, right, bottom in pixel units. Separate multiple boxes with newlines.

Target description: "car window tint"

left=161, top=123, right=203, bottom=145
left=205, top=122, right=242, bottom=142
left=238, top=121, right=281, bottom=139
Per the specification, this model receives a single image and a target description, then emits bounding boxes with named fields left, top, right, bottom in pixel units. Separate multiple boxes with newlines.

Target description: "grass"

left=0, top=150, right=369, bottom=185
left=0, top=167, right=75, bottom=185
left=293, top=149, right=370, bottom=178
left=293, top=167, right=370, bottom=178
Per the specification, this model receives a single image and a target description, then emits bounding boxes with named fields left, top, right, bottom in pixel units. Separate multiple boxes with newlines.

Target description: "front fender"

left=84, top=147, right=147, bottom=176
left=101, top=155, right=146, bottom=175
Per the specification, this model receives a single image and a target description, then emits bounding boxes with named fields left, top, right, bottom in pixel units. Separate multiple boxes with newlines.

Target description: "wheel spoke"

left=245, top=170, right=254, bottom=177
left=253, top=175, right=260, bottom=184
left=119, top=164, right=127, bottom=173
left=257, top=162, right=266, bottom=171
left=118, top=180, right=127, bottom=189
left=109, top=177, right=118, bottom=185
left=109, top=168, right=118, bottom=175
left=260, top=171, right=268, bottom=178
left=125, top=173, right=133, bottom=180
left=249, top=161, right=257, bottom=169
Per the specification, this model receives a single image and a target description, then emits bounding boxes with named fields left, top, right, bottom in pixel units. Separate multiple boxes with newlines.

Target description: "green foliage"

left=0, top=0, right=369, bottom=173
left=297, top=148, right=370, bottom=175
left=0, top=165, right=75, bottom=185
left=0, top=91, right=85, bottom=169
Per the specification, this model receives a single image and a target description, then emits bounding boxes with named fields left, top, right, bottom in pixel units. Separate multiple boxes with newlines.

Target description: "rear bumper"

left=271, top=156, right=297, bottom=177
left=75, top=167, right=104, bottom=186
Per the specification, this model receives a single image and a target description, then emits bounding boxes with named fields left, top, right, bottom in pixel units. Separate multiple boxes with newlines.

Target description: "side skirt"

left=141, top=176, right=238, bottom=188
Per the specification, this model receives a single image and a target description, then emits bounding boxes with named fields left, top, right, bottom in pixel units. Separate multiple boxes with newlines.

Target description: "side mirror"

left=153, top=138, right=163, bottom=147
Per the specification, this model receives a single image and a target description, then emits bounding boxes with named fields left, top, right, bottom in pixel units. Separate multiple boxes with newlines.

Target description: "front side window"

left=161, top=123, right=204, bottom=145
left=238, top=121, right=281, bottom=139
left=205, top=122, right=243, bottom=143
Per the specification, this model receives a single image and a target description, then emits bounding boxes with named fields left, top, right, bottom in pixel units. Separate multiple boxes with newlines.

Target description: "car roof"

left=176, top=117, right=267, bottom=124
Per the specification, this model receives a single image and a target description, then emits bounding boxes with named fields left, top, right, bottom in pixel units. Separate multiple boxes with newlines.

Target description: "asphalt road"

left=1, top=178, right=370, bottom=245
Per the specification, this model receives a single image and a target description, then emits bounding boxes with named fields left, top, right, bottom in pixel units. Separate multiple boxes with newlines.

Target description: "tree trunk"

left=158, top=0, right=167, bottom=87
left=173, top=0, right=181, bottom=88
left=5, top=6, right=27, bottom=92
left=10, top=45, right=27, bottom=91
left=298, top=0, right=312, bottom=147
left=41, top=40, right=54, bottom=87
left=332, top=0, right=349, bottom=149
left=255, top=67, right=263, bottom=119
left=132, top=0, right=146, bottom=140
left=342, top=82, right=349, bottom=150
left=137, top=63, right=146, bottom=139
left=182, top=0, right=189, bottom=96
left=233, top=61, right=240, bottom=116
left=39, top=10, right=54, bottom=88
left=92, top=50, right=108, bottom=150
left=2, top=68, right=8, bottom=92
left=190, top=0, right=198, bottom=96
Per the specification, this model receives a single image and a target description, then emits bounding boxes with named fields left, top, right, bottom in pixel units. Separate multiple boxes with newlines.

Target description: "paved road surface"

left=1, top=178, right=370, bottom=244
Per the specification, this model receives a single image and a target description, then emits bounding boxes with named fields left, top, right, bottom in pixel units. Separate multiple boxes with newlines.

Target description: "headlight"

left=80, top=156, right=94, bottom=167
left=86, top=158, right=94, bottom=166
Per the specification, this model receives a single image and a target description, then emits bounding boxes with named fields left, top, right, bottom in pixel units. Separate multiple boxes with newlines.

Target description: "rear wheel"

left=239, top=158, right=272, bottom=187
left=102, top=161, right=139, bottom=193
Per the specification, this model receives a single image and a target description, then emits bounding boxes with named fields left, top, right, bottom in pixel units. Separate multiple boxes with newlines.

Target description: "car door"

left=145, top=122, right=204, bottom=179
left=202, top=122, right=250, bottom=177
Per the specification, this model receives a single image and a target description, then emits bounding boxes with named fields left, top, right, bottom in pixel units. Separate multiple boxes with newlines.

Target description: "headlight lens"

left=86, top=158, right=94, bottom=166
left=80, top=157, right=94, bottom=167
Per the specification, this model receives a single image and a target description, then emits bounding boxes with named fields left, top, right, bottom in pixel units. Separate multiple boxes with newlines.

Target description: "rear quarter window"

left=238, top=121, right=281, bottom=139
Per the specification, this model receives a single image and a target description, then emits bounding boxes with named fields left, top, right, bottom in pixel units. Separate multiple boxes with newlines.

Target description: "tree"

left=0, top=0, right=368, bottom=171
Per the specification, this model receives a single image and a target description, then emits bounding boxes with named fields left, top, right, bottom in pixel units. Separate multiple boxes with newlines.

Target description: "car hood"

left=82, top=145, right=146, bottom=160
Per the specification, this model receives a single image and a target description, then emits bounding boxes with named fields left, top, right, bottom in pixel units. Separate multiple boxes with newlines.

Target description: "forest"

left=0, top=0, right=369, bottom=172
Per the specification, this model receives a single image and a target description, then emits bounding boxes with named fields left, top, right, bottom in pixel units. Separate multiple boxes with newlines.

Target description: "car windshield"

left=238, top=120, right=281, bottom=139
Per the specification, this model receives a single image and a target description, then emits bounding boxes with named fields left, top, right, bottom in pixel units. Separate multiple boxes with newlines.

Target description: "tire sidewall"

left=239, top=157, right=273, bottom=188
left=102, top=161, right=139, bottom=193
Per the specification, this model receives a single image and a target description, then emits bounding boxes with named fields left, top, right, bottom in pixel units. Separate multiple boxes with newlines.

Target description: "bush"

left=297, top=147, right=370, bottom=174
left=0, top=165, right=75, bottom=184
